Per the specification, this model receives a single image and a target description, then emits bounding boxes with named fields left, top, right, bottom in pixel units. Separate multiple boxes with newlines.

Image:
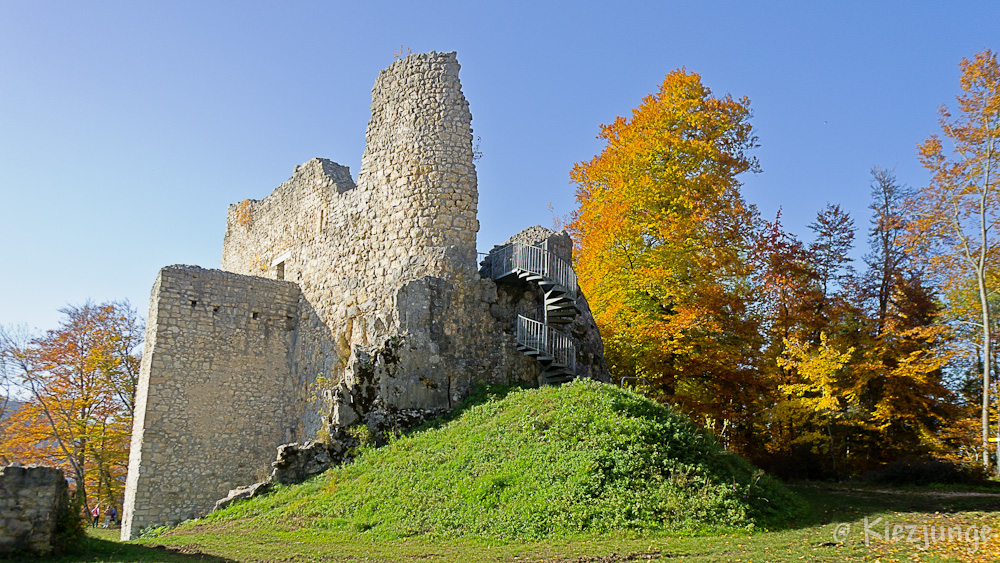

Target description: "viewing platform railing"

left=481, top=242, right=577, bottom=299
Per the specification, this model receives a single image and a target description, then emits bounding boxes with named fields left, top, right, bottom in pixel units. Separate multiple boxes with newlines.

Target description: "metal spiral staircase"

left=482, top=242, right=580, bottom=385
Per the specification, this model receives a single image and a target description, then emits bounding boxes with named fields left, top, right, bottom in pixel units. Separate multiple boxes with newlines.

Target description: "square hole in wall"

left=275, top=261, right=285, bottom=281
left=252, top=311, right=260, bottom=320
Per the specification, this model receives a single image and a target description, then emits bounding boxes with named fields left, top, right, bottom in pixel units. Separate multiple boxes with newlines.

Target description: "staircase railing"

left=483, top=242, right=577, bottom=299
left=484, top=241, right=580, bottom=382
left=516, top=316, right=576, bottom=372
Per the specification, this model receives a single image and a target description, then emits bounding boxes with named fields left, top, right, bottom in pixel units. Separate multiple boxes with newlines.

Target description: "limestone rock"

left=212, top=481, right=271, bottom=512
left=270, top=441, right=335, bottom=485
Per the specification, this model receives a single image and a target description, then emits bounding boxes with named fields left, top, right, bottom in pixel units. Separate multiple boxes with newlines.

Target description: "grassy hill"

left=201, top=379, right=803, bottom=540
left=48, top=381, right=1000, bottom=562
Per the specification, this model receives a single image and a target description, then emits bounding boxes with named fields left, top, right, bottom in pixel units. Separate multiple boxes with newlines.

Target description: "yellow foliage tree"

left=778, top=333, right=854, bottom=414
left=772, top=334, right=852, bottom=467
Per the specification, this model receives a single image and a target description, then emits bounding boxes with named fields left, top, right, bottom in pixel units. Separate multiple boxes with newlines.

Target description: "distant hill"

left=204, top=380, right=804, bottom=539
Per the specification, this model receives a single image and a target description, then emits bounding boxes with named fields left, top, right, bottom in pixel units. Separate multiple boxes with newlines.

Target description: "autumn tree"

left=906, top=49, right=1000, bottom=472
left=775, top=333, right=854, bottom=474
left=867, top=168, right=911, bottom=329
left=847, top=168, right=954, bottom=467
left=0, top=301, right=143, bottom=513
left=0, top=324, right=31, bottom=465
left=754, top=206, right=861, bottom=477
left=805, top=203, right=858, bottom=344
left=754, top=212, right=821, bottom=381
left=568, top=68, right=763, bottom=450
left=753, top=178, right=951, bottom=477
left=0, top=340, right=9, bottom=419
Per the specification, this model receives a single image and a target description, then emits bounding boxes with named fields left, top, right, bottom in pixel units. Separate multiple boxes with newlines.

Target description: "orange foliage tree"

left=905, top=49, right=1000, bottom=472
left=567, top=68, right=763, bottom=451
left=569, top=61, right=969, bottom=479
left=0, top=302, right=143, bottom=514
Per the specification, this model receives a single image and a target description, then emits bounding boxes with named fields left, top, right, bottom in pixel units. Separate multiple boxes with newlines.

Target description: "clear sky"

left=1, top=1, right=997, bottom=331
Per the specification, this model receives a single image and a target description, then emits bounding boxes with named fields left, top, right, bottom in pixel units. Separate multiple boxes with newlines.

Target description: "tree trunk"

left=75, top=443, right=88, bottom=514
left=979, top=278, right=991, bottom=471
left=987, top=147, right=999, bottom=477
left=978, top=188, right=993, bottom=472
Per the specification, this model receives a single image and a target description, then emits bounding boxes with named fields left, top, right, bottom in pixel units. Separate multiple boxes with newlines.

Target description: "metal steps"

left=483, top=241, right=580, bottom=385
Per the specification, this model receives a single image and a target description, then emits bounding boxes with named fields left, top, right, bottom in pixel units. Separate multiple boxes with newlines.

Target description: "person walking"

left=91, top=504, right=100, bottom=528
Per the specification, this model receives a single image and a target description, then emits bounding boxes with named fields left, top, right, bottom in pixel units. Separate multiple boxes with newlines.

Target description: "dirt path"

left=819, top=484, right=1000, bottom=499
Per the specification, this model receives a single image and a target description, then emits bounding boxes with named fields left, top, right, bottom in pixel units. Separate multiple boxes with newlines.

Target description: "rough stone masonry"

left=0, top=465, right=71, bottom=557
left=121, top=51, right=609, bottom=540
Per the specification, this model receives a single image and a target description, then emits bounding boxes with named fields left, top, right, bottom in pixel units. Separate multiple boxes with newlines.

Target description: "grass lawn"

left=29, top=482, right=1000, bottom=563
left=25, top=384, right=1000, bottom=562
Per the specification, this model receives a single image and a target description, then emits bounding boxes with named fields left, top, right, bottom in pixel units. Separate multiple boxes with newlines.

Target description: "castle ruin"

left=121, top=51, right=608, bottom=540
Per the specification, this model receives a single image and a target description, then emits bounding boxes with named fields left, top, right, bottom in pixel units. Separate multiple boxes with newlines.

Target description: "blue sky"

left=1, top=1, right=997, bottom=331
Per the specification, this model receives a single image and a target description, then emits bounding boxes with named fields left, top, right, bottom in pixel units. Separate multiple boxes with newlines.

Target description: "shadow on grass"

left=23, top=534, right=239, bottom=563
left=782, top=481, right=1000, bottom=531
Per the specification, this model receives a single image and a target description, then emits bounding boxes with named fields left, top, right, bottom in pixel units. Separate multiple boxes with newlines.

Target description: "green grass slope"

left=205, top=380, right=803, bottom=540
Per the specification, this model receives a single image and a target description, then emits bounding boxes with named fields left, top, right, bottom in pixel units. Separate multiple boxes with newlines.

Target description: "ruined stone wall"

left=221, top=51, right=478, bottom=353
left=220, top=158, right=356, bottom=437
left=219, top=51, right=524, bottom=433
left=123, top=51, right=609, bottom=540
left=121, top=266, right=301, bottom=538
left=0, top=465, right=70, bottom=557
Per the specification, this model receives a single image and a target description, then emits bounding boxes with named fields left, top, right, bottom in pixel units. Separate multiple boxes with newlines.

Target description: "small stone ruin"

left=0, top=464, right=72, bottom=557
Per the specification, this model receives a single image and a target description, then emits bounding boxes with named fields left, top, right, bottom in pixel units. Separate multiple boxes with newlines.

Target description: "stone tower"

left=358, top=51, right=480, bottom=271
left=121, top=52, right=609, bottom=540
